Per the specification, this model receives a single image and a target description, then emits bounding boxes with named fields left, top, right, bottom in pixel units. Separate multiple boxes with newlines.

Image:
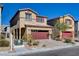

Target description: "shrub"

left=0, top=39, right=10, bottom=47
left=52, top=28, right=60, bottom=39
left=22, top=33, right=27, bottom=42
left=0, top=34, right=5, bottom=39
left=33, top=41, right=39, bottom=46
left=22, top=34, right=33, bottom=42
left=64, top=38, right=72, bottom=43
left=23, top=34, right=39, bottom=46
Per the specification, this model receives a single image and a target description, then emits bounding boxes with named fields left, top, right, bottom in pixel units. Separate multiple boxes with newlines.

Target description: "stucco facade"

left=47, top=15, right=75, bottom=40
left=10, top=8, right=52, bottom=40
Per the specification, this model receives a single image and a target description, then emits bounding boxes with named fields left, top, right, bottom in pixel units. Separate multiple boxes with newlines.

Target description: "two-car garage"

left=31, top=30, right=49, bottom=39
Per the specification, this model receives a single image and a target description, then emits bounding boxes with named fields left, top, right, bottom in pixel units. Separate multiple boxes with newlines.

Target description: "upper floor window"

left=65, top=19, right=72, bottom=25
left=25, top=13, right=32, bottom=21
left=37, top=17, right=43, bottom=23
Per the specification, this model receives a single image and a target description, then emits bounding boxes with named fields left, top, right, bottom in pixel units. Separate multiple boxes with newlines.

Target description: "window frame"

left=65, top=19, right=72, bottom=25
left=37, top=17, right=44, bottom=23
left=25, top=13, right=32, bottom=21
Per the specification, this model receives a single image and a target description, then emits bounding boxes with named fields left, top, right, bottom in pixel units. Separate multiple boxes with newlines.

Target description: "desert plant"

left=52, top=28, right=60, bottom=39
left=0, top=34, right=5, bottom=39
left=54, top=22, right=70, bottom=39
left=23, top=34, right=39, bottom=46
left=64, top=38, right=72, bottom=43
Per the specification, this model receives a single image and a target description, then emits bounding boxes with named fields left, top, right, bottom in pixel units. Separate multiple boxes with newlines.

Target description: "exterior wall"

left=19, top=10, right=47, bottom=28
left=60, top=16, right=74, bottom=31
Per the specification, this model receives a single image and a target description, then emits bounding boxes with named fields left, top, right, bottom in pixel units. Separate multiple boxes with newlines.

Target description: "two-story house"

left=47, top=14, right=75, bottom=40
left=10, top=8, right=52, bottom=40
left=1, top=25, right=10, bottom=40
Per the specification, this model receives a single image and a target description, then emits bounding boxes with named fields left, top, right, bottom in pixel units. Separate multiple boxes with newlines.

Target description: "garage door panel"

left=62, top=31, right=72, bottom=38
left=32, top=32, right=48, bottom=39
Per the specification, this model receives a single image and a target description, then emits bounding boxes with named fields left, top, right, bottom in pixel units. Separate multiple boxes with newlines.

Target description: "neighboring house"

left=1, top=25, right=10, bottom=40
left=75, top=20, right=79, bottom=37
left=10, top=8, right=52, bottom=40
left=47, top=14, right=75, bottom=40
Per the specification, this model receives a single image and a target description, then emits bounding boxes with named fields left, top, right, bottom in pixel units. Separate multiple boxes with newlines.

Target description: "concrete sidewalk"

left=0, top=42, right=79, bottom=56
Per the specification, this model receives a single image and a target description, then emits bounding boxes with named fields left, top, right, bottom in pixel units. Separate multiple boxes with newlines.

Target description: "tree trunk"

left=60, top=31, right=62, bottom=40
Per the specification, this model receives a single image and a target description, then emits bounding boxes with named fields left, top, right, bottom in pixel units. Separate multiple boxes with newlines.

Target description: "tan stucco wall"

left=59, top=16, right=74, bottom=31
left=19, top=10, right=47, bottom=28
left=26, top=27, right=52, bottom=33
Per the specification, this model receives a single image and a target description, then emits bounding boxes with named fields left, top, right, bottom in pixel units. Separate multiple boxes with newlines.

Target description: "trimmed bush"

left=0, top=39, right=10, bottom=47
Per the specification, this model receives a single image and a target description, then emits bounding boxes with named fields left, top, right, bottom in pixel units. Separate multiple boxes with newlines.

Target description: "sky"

left=2, top=3, right=79, bottom=25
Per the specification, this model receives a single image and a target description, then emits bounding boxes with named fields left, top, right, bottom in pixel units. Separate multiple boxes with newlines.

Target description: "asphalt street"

left=22, top=46, right=79, bottom=56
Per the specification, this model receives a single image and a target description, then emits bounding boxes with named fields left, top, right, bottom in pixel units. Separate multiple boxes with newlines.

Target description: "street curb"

left=0, top=43, right=79, bottom=56
left=19, top=44, right=79, bottom=55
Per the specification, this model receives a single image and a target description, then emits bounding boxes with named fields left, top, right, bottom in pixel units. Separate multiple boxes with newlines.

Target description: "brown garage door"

left=62, top=31, right=72, bottom=38
left=31, top=30, right=49, bottom=39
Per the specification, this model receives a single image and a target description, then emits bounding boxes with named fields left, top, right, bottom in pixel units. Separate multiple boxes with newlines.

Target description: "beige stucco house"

left=10, top=8, right=52, bottom=40
left=47, top=14, right=75, bottom=40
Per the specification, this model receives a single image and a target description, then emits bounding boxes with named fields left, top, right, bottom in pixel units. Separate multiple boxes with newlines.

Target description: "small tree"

left=54, top=22, right=69, bottom=40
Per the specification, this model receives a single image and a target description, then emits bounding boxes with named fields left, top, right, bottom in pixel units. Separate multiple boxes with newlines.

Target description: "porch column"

left=49, top=30, right=52, bottom=40
left=19, top=28, right=21, bottom=39
left=72, top=31, right=75, bottom=41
